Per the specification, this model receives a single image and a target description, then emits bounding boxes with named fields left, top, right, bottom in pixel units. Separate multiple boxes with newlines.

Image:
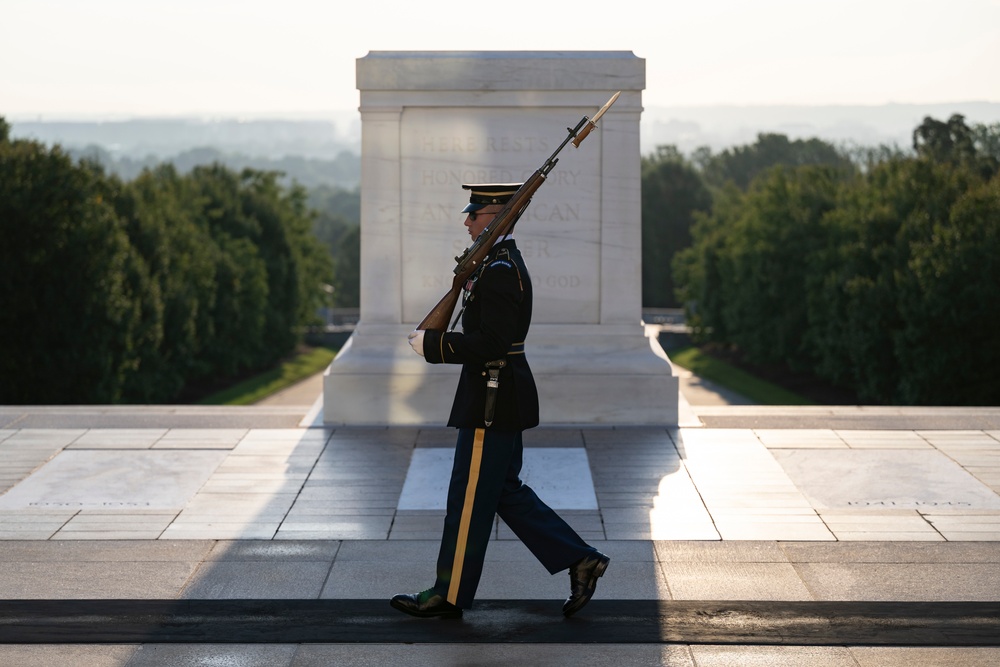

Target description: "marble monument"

left=323, top=51, right=679, bottom=425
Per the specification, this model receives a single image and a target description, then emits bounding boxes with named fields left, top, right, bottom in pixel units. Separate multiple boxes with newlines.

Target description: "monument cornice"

left=357, top=50, right=645, bottom=95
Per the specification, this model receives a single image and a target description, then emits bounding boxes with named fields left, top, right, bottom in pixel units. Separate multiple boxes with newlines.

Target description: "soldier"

left=392, top=183, right=610, bottom=619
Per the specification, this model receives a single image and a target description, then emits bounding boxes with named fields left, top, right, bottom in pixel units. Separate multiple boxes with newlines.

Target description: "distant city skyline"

left=3, top=0, right=1000, bottom=120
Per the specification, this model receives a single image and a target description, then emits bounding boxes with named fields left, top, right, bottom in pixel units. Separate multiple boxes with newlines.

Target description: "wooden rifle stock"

left=418, top=283, right=463, bottom=332
left=416, top=92, right=621, bottom=332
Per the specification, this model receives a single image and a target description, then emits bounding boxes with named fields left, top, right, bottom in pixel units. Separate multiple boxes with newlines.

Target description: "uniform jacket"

left=422, top=238, right=540, bottom=431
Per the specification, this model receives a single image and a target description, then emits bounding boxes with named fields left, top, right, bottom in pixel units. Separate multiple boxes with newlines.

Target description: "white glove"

left=407, top=330, right=425, bottom=357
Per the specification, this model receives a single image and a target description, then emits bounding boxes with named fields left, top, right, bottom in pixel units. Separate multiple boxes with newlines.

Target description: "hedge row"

left=674, top=153, right=1000, bottom=405
left=0, top=125, right=333, bottom=403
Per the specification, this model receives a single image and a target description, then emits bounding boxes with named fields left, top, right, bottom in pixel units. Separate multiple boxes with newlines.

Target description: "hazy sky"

left=3, top=0, right=999, bottom=118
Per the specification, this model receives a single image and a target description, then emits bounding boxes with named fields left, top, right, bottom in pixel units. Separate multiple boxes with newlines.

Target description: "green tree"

left=811, top=156, right=992, bottom=404
left=112, top=165, right=219, bottom=400
left=913, top=114, right=999, bottom=179
left=329, top=224, right=361, bottom=308
left=181, top=164, right=334, bottom=375
left=675, top=165, right=845, bottom=369
left=640, top=146, right=712, bottom=308
left=313, top=207, right=360, bottom=308
left=1, top=116, right=336, bottom=404
left=307, top=184, right=361, bottom=225
left=913, top=114, right=977, bottom=165
left=973, top=122, right=1000, bottom=165
left=0, top=131, right=145, bottom=403
left=309, top=185, right=361, bottom=308
left=672, top=115, right=1000, bottom=406
left=699, top=133, right=855, bottom=190
left=673, top=183, right=743, bottom=341
left=896, top=174, right=1000, bottom=404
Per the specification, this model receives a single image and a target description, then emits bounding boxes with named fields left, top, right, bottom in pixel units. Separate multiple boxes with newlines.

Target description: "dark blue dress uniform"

left=417, top=212, right=600, bottom=610
left=423, top=238, right=537, bottom=431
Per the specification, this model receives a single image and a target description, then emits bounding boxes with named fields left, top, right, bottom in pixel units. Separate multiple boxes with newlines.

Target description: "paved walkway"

left=2, top=391, right=1000, bottom=664
left=253, top=371, right=326, bottom=408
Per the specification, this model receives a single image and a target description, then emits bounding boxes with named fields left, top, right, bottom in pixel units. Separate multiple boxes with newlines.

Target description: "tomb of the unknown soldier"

left=322, top=51, right=680, bottom=426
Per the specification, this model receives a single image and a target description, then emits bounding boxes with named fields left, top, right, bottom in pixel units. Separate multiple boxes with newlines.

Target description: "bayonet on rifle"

left=572, top=90, right=620, bottom=147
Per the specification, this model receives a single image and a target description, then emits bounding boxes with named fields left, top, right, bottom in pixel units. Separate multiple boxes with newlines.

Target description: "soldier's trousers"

left=431, top=427, right=596, bottom=608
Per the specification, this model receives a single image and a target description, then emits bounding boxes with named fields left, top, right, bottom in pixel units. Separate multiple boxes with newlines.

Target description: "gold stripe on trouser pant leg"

left=447, top=427, right=485, bottom=605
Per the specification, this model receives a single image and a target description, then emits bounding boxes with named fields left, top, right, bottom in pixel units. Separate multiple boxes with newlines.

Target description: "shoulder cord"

left=493, top=247, right=523, bottom=292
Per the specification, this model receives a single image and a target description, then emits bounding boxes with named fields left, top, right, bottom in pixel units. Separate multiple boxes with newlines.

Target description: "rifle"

left=417, top=91, right=621, bottom=332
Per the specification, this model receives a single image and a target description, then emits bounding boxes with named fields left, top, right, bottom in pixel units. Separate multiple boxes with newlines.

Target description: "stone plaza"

left=1, top=386, right=999, bottom=665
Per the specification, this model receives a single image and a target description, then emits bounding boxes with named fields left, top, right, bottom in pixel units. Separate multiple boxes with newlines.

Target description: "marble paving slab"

left=772, top=449, right=1000, bottom=510
left=0, top=450, right=229, bottom=510
left=397, top=448, right=598, bottom=510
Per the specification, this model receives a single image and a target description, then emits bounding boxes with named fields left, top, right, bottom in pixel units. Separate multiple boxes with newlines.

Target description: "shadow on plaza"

left=166, top=424, right=685, bottom=612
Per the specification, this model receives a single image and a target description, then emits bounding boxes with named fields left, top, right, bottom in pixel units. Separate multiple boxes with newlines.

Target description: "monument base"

left=322, top=323, right=679, bottom=426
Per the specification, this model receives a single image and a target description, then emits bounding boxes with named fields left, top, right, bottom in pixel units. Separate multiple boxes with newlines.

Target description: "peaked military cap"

left=461, top=183, right=522, bottom=213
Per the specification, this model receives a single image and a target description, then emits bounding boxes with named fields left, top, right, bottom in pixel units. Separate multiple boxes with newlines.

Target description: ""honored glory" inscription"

left=418, top=135, right=551, bottom=154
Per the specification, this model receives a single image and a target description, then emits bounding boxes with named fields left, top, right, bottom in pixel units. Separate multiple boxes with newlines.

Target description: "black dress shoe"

left=390, top=590, right=463, bottom=619
left=562, top=551, right=610, bottom=617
